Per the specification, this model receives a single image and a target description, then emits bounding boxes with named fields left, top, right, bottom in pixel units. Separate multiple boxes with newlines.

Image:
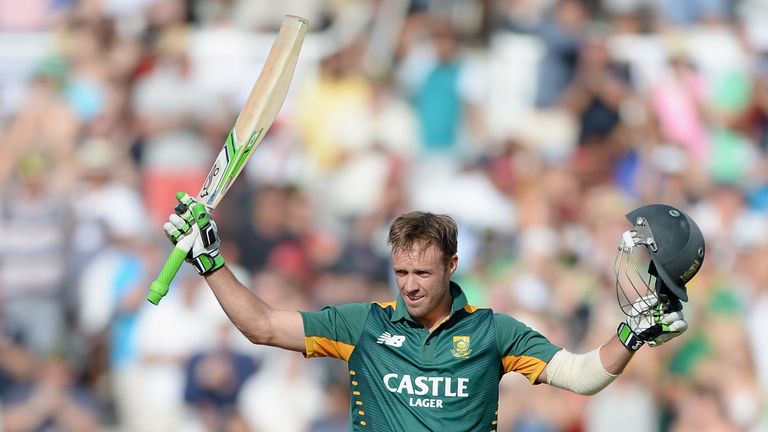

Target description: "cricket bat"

left=147, top=15, right=309, bottom=305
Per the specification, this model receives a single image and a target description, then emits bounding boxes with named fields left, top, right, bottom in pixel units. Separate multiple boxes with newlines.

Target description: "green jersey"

left=300, top=282, right=560, bottom=431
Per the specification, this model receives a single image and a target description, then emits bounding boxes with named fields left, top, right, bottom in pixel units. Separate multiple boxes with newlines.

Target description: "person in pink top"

left=650, top=55, right=710, bottom=163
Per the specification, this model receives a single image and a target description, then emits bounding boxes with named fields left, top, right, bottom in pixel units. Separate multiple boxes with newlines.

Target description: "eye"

left=395, top=270, right=408, bottom=277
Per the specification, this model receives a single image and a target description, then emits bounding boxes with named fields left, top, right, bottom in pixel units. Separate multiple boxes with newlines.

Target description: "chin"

left=406, top=306, right=426, bottom=319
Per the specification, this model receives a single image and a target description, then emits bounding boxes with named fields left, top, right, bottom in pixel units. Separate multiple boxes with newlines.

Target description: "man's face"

left=392, top=244, right=457, bottom=328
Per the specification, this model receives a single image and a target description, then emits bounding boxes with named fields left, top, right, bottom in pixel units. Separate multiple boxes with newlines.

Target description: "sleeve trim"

left=305, top=336, right=355, bottom=361
left=501, top=355, right=549, bottom=384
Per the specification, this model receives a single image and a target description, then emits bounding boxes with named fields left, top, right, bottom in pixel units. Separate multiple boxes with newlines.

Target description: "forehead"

left=392, top=244, right=444, bottom=267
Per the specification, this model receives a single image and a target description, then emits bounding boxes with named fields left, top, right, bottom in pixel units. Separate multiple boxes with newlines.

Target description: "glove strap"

left=192, top=253, right=225, bottom=276
left=617, top=322, right=645, bottom=351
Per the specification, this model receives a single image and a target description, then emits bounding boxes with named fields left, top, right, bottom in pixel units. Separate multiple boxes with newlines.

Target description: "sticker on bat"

left=199, top=164, right=220, bottom=199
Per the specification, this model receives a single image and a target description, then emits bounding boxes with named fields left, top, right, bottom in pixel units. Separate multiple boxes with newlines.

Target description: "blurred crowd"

left=1, top=0, right=768, bottom=431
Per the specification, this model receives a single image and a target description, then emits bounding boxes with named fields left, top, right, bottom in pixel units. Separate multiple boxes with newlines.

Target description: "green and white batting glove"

left=617, top=295, right=688, bottom=351
left=163, top=192, right=225, bottom=276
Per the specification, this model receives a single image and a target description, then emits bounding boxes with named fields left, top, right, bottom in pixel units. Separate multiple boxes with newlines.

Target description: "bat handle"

left=147, top=246, right=189, bottom=305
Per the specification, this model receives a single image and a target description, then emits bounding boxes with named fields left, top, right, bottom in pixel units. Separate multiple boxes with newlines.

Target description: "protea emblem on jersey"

left=451, top=336, right=472, bottom=358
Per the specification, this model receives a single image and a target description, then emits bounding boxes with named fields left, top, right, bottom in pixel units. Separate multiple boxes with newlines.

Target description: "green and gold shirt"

left=301, top=282, right=560, bottom=431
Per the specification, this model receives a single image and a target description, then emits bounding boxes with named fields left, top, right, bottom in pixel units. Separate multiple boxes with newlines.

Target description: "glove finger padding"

left=626, top=295, right=659, bottom=317
left=163, top=221, right=179, bottom=243
left=660, top=311, right=684, bottom=325
left=169, top=213, right=191, bottom=233
left=164, top=212, right=196, bottom=244
left=665, top=318, right=688, bottom=333
left=648, top=328, right=683, bottom=346
left=177, top=192, right=196, bottom=208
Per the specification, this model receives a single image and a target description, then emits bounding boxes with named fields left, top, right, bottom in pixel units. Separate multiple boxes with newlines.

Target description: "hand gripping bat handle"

left=147, top=246, right=188, bottom=305
left=147, top=198, right=194, bottom=305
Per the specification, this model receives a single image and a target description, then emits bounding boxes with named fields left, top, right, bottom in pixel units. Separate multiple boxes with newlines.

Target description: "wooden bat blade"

left=198, top=15, right=308, bottom=209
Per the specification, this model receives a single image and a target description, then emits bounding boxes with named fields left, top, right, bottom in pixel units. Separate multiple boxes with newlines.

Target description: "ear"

left=448, top=254, right=458, bottom=274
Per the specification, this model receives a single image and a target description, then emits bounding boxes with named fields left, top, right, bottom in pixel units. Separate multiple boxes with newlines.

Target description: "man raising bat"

left=161, top=196, right=705, bottom=430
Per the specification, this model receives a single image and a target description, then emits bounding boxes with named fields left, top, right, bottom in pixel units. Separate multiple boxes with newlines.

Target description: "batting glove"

left=163, top=192, right=225, bottom=276
left=617, top=295, right=688, bottom=351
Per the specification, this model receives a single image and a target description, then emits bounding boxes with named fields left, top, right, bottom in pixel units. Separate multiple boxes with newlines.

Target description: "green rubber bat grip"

left=147, top=246, right=188, bottom=305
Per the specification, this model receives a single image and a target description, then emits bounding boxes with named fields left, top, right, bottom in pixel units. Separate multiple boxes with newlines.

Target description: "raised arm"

left=163, top=192, right=306, bottom=353
left=205, top=266, right=305, bottom=352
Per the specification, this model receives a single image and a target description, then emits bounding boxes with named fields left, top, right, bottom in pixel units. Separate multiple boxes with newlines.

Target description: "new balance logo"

left=377, top=332, right=406, bottom=347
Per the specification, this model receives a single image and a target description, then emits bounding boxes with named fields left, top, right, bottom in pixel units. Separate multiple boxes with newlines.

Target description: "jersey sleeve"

left=494, top=313, right=561, bottom=384
left=300, top=303, right=371, bottom=361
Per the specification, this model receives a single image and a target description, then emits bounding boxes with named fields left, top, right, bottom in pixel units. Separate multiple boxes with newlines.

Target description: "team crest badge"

left=451, top=336, right=472, bottom=358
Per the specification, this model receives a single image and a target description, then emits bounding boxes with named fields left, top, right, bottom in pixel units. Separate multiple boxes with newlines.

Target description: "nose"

left=401, top=275, right=419, bottom=293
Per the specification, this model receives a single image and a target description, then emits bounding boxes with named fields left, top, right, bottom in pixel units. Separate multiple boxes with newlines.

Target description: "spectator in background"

left=235, top=185, right=296, bottom=274
left=705, top=76, right=759, bottom=187
left=69, top=139, right=148, bottom=295
left=533, top=0, right=588, bottom=108
left=668, top=385, right=741, bottom=432
left=744, top=247, right=768, bottom=431
left=60, top=17, right=111, bottom=127
left=736, top=212, right=768, bottom=386
left=0, top=0, right=59, bottom=31
left=1, top=356, right=104, bottom=432
left=560, top=36, right=632, bottom=184
left=332, top=213, right=391, bottom=285
left=747, top=70, right=768, bottom=152
left=183, top=324, right=257, bottom=432
left=308, top=376, right=351, bottom=432
left=585, top=369, right=659, bottom=432
left=0, top=325, right=38, bottom=400
left=396, top=13, right=485, bottom=157
left=654, top=0, right=731, bottom=26
left=649, top=51, right=709, bottom=164
left=294, top=40, right=374, bottom=173
left=0, top=66, right=79, bottom=189
left=0, top=152, right=72, bottom=357
left=76, top=232, right=160, bottom=432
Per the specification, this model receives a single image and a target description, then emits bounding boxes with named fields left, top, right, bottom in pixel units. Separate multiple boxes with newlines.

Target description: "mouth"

left=404, top=293, right=425, bottom=306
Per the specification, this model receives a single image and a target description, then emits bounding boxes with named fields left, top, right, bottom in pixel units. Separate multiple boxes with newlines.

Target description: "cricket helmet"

left=615, top=204, right=705, bottom=313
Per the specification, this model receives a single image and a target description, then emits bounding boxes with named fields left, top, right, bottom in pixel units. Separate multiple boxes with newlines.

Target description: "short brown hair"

left=388, top=211, right=458, bottom=264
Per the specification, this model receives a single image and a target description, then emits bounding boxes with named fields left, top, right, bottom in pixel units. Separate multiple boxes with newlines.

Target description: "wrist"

left=208, top=255, right=225, bottom=274
left=617, top=322, right=644, bottom=351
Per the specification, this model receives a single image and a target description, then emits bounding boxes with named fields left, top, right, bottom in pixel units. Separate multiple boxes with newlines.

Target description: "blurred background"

left=0, top=0, right=767, bottom=431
